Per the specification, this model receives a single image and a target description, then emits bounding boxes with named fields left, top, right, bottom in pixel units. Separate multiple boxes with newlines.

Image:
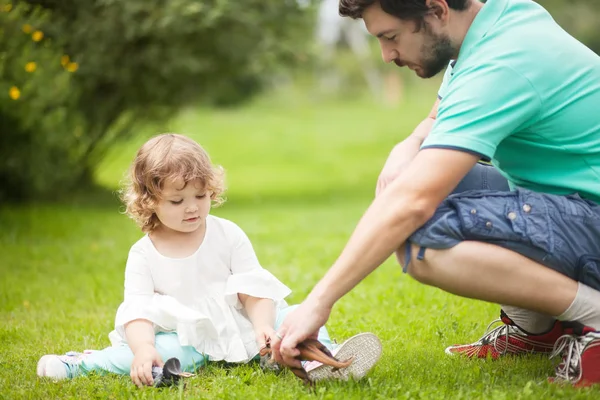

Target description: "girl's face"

left=154, top=178, right=212, bottom=234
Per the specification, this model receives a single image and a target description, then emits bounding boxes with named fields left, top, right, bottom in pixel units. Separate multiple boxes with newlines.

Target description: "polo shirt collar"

left=453, top=0, right=509, bottom=71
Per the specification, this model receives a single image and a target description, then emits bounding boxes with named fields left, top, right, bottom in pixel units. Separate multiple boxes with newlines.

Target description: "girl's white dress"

left=108, top=215, right=291, bottom=363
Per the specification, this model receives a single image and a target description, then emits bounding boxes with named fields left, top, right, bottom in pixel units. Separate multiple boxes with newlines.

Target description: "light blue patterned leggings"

left=80, top=305, right=332, bottom=375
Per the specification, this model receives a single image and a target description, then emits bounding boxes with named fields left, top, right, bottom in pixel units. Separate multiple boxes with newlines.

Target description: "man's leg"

left=453, top=163, right=557, bottom=333
left=407, top=241, right=578, bottom=317
left=499, top=306, right=555, bottom=335
left=406, top=240, right=600, bottom=386
left=404, top=188, right=600, bottom=324
left=398, top=163, right=560, bottom=357
left=402, top=188, right=600, bottom=385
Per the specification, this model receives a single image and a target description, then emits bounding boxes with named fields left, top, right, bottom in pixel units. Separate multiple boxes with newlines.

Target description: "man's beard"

left=418, top=26, right=456, bottom=79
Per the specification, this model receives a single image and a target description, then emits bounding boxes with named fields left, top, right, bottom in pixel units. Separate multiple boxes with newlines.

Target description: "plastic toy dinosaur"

left=260, top=338, right=354, bottom=385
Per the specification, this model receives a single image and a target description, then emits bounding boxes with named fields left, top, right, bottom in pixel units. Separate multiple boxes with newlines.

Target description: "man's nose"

left=381, top=47, right=399, bottom=64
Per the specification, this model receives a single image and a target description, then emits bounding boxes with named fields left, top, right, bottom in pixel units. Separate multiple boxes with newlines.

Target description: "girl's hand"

left=254, top=325, right=277, bottom=350
left=130, top=344, right=164, bottom=388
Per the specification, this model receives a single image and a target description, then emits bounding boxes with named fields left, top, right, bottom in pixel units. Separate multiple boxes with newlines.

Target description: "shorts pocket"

left=448, top=192, right=523, bottom=241
left=447, top=189, right=554, bottom=255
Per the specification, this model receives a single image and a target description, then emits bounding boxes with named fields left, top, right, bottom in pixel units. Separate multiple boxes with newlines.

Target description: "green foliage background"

left=2, top=0, right=600, bottom=202
left=0, top=0, right=313, bottom=201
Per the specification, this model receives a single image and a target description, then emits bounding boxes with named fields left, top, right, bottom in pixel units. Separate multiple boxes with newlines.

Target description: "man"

left=271, top=0, right=600, bottom=387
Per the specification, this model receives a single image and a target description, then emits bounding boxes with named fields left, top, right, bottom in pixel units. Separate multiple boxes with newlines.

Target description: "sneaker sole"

left=445, top=343, right=555, bottom=358
left=37, top=355, right=55, bottom=377
left=307, top=332, right=382, bottom=382
left=37, top=355, right=68, bottom=380
left=445, top=345, right=477, bottom=357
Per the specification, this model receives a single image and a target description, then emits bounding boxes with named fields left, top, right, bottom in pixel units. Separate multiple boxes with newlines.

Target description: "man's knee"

left=395, top=244, right=406, bottom=266
left=402, top=244, right=438, bottom=285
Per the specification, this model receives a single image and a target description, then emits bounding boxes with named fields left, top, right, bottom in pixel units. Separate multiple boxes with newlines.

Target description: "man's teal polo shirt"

left=422, top=0, right=600, bottom=203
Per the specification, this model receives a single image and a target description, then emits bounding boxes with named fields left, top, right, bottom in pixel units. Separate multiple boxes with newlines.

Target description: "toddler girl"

left=37, top=133, right=381, bottom=386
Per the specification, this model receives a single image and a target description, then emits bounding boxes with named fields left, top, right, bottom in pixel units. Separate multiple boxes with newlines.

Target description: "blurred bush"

left=0, top=0, right=313, bottom=201
left=0, top=3, right=83, bottom=200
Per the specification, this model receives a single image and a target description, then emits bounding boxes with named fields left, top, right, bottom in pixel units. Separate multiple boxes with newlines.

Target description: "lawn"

left=1, top=87, right=598, bottom=399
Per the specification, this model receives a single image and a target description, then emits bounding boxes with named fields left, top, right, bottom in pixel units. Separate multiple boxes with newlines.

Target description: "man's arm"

left=311, top=148, right=477, bottom=306
left=272, top=148, right=479, bottom=365
left=376, top=98, right=440, bottom=196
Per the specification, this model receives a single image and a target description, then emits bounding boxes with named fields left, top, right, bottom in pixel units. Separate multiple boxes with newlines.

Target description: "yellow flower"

left=32, top=30, right=44, bottom=42
left=25, top=62, right=37, bottom=72
left=22, top=24, right=32, bottom=34
left=61, top=55, right=70, bottom=67
left=66, top=62, right=79, bottom=72
left=9, top=86, right=20, bottom=100
left=3, top=4, right=12, bottom=12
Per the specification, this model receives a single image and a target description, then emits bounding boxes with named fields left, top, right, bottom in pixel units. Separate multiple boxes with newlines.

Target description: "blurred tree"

left=0, top=0, right=314, bottom=201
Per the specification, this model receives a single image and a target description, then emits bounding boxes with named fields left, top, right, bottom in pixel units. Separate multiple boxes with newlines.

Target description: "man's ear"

left=427, top=0, right=450, bottom=22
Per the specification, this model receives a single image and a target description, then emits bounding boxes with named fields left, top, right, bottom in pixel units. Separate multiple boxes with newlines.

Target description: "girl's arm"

left=125, top=319, right=163, bottom=387
left=125, top=319, right=156, bottom=354
left=228, top=222, right=289, bottom=345
left=120, top=245, right=163, bottom=387
left=239, top=294, right=277, bottom=347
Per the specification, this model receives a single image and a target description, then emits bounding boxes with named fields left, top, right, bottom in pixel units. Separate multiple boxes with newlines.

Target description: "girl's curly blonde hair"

left=120, top=133, right=226, bottom=233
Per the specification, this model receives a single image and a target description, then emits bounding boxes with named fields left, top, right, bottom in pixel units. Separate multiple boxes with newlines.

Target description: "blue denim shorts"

left=405, top=163, right=600, bottom=291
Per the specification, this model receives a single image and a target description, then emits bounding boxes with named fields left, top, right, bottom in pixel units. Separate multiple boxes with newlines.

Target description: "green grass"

left=1, top=88, right=599, bottom=399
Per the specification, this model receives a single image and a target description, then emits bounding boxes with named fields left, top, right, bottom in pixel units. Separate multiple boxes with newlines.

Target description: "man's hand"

left=376, top=142, right=412, bottom=196
left=130, top=343, right=164, bottom=388
left=270, top=298, right=332, bottom=369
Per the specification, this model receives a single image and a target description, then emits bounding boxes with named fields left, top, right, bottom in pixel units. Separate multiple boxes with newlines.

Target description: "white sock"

left=501, top=305, right=555, bottom=334
left=556, top=282, right=600, bottom=330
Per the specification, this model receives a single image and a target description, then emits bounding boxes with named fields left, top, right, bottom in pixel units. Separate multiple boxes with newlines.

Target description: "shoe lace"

left=550, top=334, right=582, bottom=383
left=481, top=319, right=521, bottom=355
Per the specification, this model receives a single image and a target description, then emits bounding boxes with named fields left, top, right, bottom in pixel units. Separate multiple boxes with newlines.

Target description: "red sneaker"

left=550, top=331, right=600, bottom=387
left=445, top=311, right=577, bottom=359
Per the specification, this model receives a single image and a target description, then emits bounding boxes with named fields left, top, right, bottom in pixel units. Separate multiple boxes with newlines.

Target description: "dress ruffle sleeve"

left=113, top=294, right=220, bottom=343
left=224, top=221, right=291, bottom=308
left=224, top=268, right=291, bottom=308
